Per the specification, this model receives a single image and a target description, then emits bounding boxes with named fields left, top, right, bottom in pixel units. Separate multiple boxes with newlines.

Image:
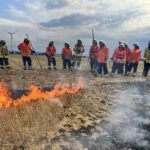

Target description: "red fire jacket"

left=97, top=46, right=109, bottom=63
left=130, top=49, right=141, bottom=63
left=89, top=45, right=99, bottom=58
left=62, top=47, right=72, bottom=59
left=113, top=48, right=126, bottom=64
left=46, top=46, right=56, bottom=56
left=125, top=47, right=131, bottom=62
left=18, top=42, right=32, bottom=57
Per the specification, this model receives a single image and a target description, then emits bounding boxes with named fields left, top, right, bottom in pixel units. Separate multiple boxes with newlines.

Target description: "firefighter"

left=124, top=42, right=131, bottom=75
left=72, top=39, right=84, bottom=69
left=128, top=43, right=141, bottom=76
left=18, top=38, right=33, bottom=70
left=143, top=41, right=150, bottom=77
left=111, top=43, right=126, bottom=75
left=97, top=40, right=109, bottom=77
left=111, top=41, right=123, bottom=60
left=89, top=40, right=99, bottom=73
left=0, top=40, right=10, bottom=69
left=45, top=41, right=57, bottom=70
left=62, top=42, right=72, bottom=69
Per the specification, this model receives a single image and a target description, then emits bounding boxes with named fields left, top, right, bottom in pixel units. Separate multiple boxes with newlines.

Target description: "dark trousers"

left=63, top=59, right=71, bottom=69
left=112, top=63, right=124, bottom=74
left=98, top=63, right=108, bottom=75
left=0, top=58, right=9, bottom=68
left=47, top=57, right=56, bottom=67
left=125, top=61, right=130, bottom=74
left=22, top=56, right=32, bottom=67
left=143, top=62, right=150, bottom=77
left=90, top=58, right=97, bottom=70
left=128, top=62, right=138, bottom=73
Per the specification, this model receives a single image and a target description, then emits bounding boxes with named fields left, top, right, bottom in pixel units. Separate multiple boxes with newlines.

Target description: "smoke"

left=100, top=83, right=150, bottom=149
left=53, top=81, right=150, bottom=150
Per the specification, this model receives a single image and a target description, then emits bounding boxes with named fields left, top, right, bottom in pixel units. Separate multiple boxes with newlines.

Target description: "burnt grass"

left=50, top=81, right=150, bottom=150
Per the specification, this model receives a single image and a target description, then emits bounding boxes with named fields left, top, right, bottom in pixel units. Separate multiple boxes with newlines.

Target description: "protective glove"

left=77, top=49, right=81, bottom=53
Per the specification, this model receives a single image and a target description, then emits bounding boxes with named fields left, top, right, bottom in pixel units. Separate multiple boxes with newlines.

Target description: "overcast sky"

left=0, top=0, right=149, bottom=56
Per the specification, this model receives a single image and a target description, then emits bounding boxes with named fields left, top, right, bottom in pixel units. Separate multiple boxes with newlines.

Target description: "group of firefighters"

left=89, top=40, right=149, bottom=77
left=89, top=40, right=142, bottom=77
left=45, top=39, right=85, bottom=70
left=0, top=38, right=150, bottom=77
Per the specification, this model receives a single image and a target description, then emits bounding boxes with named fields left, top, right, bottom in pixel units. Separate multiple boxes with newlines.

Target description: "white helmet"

left=65, top=41, right=69, bottom=45
left=99, top=40, right=105, bottom=44
left=134, top=43, right=140, bottom=47
left=119, top=43, right=125, bottom=47
left=124, top=42, right=128, bottom=46
left=118, top=41, right=123, bottom=45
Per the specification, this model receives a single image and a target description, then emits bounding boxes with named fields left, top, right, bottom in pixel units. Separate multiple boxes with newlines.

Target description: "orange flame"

left=0, top=83, right=12, bottom=109
left=0, top=77, right=85, bottom=109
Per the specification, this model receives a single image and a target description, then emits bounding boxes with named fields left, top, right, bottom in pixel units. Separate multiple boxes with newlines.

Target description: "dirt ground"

left=0, top=55, right=149, bottom=150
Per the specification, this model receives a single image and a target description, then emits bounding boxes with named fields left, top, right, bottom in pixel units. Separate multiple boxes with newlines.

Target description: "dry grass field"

left=0, top=54, right=149, bottom=150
